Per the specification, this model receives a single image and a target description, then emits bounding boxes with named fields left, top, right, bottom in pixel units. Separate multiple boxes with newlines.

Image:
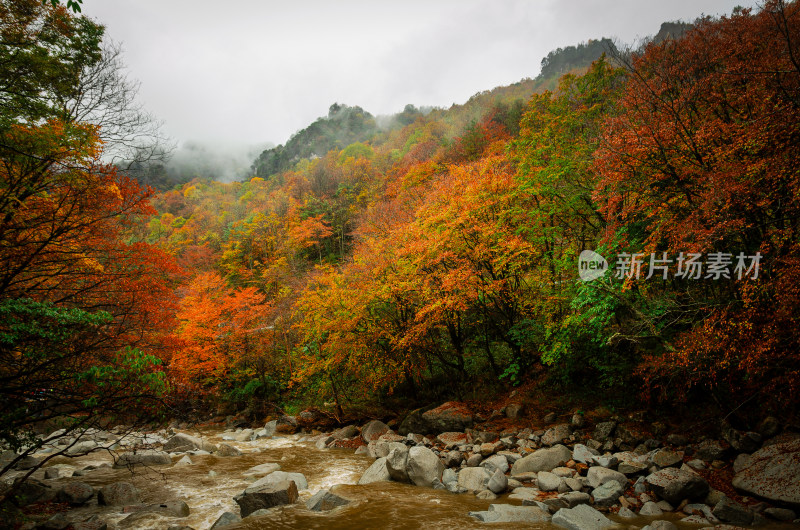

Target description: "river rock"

left=57, top=482, right=94, bottom=505
left=71, top=515, right=108, bottom=530
left=458, top=466, right=492, bottom=492
left=66, top=440, right=100, bottom=455
left=572, top=444, right=599, bottom=464
left=233, top=429, right=254, bottom=442
left=645, top=468, right=709, bottom=504
left=640, top=500, right=663, bottom=515
left=276, top=415, right=298, bottom=434
left=480, top=454, right=509, bottom=475
left=537, top=471, right=562, bottom=492
left=122, top=501, right=190, bottom=519
left=694, top=439, right=730, bottom=461
left=487, top=468, right=508, bottom=494
left=437, top=432, right=469, bottom=448
left=421, top=402, right=473, bottom=434
left=652, top=449, right=682, bottom=468
left=357, top=457, right=390, bottom=484
left=210, top=511, right=241, bottom=529
left=587, top=466, right=627, bottom=488
left=263, top=420, right=277, bottom=437
left=594, top=421, right=616, bottom=442
left=398, top=404, right=438, bottom=436
left=11, top=477, right=56, bottom=505
left=306, top=489, right=351, bottom=511
left=234, top=479, right=298, bottom=518
left=591, top=480, right=625, bottom=507
left=163, top=433, right=216, bottom=453
left=471, top=504, right=551, bottom=523
left=444, top=450, right=463, bottom=468
left=764, top=506, right=797, bottom=521
left=256, top=470, right=308, bottom=490
left=712, top=497, right=754, bottom=525
left=512, top=444, right=572, bottom=475
left=551, top=504, right=615, bottom=529
left=386, top=446, right=410, bottom=482
left=243, top=462, right=281, bottom=476
left=541, top=424, right=572, bottom=446
left=369, top=440, right=406, bottom=459
left=331, top=425, right=358, bottom=440
left=217, top=443, right=241, bottom=457
left=98, top=482, right=139, bottom=505
left=114, top=450, right=172, bottom=468
left=731, top=437, right=800, bottom=506
left=361, top=420, right=391, bottom=442
left=406, top=445, right=444, bottom=487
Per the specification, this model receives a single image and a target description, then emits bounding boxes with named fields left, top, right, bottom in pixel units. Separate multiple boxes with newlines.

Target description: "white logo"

left=579, top=250, right=609, bottom=282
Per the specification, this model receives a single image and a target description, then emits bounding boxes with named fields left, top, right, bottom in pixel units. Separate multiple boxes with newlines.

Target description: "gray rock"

left=442, top=468, right=458, bottom=485
left=476, top=489, right=497, bottom=500
left=253, top=470, right=308, bottom=491
left=645, top=467, right=709, bottom=504
left=243, top=463, right=281, bottom=476
left=163, top=433, right=216, bottom=453
left=361, top=420, right=391, bottom=442
left=593, top=422, right=616, bottom=442
left=471, top=503, right=551, bottom=523
left=618, top=506, right=636, bottom=518
left=331, top=425, right=358, bottom=440
left=305, top=489, right=351, bottom=511
left=210, top=511, right=241, bottom=529
left=234, top=479, right=298, bottom=518
left=458, top=466, right=492, bottom=492
left=587, top=466, right=627, bottom=489
left=652, top=449, right=682, bottom=468
left=174, top=455, right=193, bottom=466
left=466, top=453, right=483, bottom=467
left=551, top=504, right=614, bottom=529
left=57, top=482, right=94, bottom=505
left=406, top=445, right=444, bottom=487
left=113, top=450, right=172, bottom=468
left=66, top=440, right=100, bottom=456
left=537, top=471, right=562, bottom=492
left=216, top=443, right=241, bottom=457
left=386, top=446, right=410, bottom=483
left=443, top=450, right=463, bottom=468
left=731, top=437, right=800, bottom=506
left=694, top=439, right=730, bottom=461
left=11, top=478, right=55, bottom=506
left=357, top=457, right=390, bottom=484
left=98, top=482, right=139, bottom=505
left=640, top=500, right=664, bottom=516
left=758, top=416, right=781, bottom=438
left=591, top=480, right=624, bottom=507
left=487, top=468, right=508, bottom=494
left=764, top=506, right=796, bottom=521
left=480, top=454, right=509, bottom=475
left=512, top=444, right=572, bottom=475
left=38, top=513, right=71, bottom=530
left=571, top=413, right=585, bottom=428
left=572, top=444, right=599, bottom=464
left=542, top=424, right=572, bottom=446
left=647, top=521, right=678, bottom=530
left=71, top=515, right=108, bottom=530
left=733, top=453, right=753, bottom=473
left=559, top=491, right=592, bottom=507
left=712, top=497, right=754, bottom=525
left=421, top=402, right=473, bottom=434
left=263, top=420, right=277, bottom=437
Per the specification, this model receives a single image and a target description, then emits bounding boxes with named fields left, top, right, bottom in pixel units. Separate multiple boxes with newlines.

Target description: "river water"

left=30, top=428, right=792, bottom=529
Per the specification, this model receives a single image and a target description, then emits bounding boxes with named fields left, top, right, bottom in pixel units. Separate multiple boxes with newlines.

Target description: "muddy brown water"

left=23, top=429, right=796, bottom=529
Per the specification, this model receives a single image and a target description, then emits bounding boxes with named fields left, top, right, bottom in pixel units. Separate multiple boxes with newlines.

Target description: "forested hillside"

left=3, top=0, right=799, bottom=457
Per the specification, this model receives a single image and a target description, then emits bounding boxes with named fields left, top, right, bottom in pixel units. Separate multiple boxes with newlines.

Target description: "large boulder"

left=234, top=479, right=298, bottom=518
left=421, top=402, right=473, bottom=434
left=276, top=415, right=298, bottom=434
left=645, top=468, right=709, bottom=504
left=470, top=504, right=551, bottom=523
left=10, top=478, right=56, bottom=505
left=243, top=463, right=281, bottom=477
left=210, top=512, right=241, bottom=529
left=331, top=425, right=359, bottom=440
left=458, top=467, right=492, bottom=492
left=113, top=450, right=171, bottom=468
left=357, top=457, right=391, bottom=484
left=591, top=480, right=625, bottom=507
left=732, top=437, right=800, bottom=507
left=512, top=445, right=572, bottom=475
left=386, top=446, right=410, bottom=483
left=163, top=433, right=216, bottom=453
left=398, top=404, right=438, bottom=436
left=551, top=504, right=615, bottom=529
left=361, top=420, right=391, bottom=443
left=263, top=420, right=277, bottom=437
left=253, top=470, right=308, bottom=491
left=305, top=489, right=351, bottom=511
left=406, top=446, right=444, bottom=487
left=98, top=482, right=139, bottom=505
left=587, top=466, right=627, bottom=489
left=57, top=482, right=94, bottom=505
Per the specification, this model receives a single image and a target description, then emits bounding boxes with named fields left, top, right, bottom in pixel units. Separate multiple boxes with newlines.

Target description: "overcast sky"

left=85, top=0, right=758, bottom=149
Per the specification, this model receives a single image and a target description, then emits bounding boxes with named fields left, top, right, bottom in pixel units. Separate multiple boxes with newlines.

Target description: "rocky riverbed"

left=2, top=402, right=799, bottom=529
